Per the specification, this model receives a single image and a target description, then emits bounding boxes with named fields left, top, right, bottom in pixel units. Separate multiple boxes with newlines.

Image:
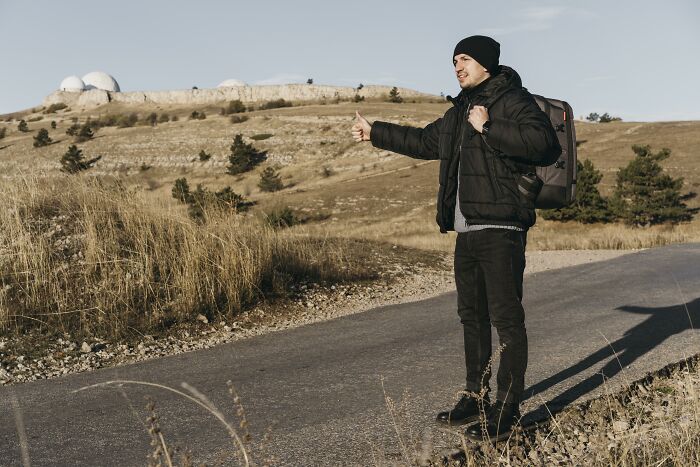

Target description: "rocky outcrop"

left=43, top=84, right=437, bottom=109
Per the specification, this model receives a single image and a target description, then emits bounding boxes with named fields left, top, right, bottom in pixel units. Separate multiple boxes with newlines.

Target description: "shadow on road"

left=522, top=296, right=699, bottom=421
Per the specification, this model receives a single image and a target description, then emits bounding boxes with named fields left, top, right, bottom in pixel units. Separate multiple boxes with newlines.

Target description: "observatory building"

left=217, top=79, right=247, bottom=88
left=59, top=75, right=85, bottom=92
left=81, top=71, right=120, bottom=92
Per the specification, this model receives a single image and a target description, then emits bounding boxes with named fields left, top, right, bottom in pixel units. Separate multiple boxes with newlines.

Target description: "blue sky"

left=1, top=0, right=699, bottom=121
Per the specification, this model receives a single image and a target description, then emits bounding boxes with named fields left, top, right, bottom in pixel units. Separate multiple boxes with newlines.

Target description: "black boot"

left=465, top=399, right=521, bottom=442
left=436, top=393, right=490, bottom=426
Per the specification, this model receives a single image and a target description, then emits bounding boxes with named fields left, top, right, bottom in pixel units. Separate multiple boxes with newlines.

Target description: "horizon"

left=1, top=0, right=699, bottom=122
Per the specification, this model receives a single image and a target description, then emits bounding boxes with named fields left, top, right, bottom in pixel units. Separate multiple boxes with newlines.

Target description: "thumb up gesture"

left=352, top=111, right=372, bottom=142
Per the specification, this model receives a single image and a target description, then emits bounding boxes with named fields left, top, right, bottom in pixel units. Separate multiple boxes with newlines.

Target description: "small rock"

left=80, top=342, right=92, bottom=353
left=612, top=420, right=629, bottom=432
left=196, top=314, right=208, bottom=324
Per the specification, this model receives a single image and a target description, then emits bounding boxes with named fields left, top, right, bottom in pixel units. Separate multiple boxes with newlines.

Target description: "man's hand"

left=468, top=105, right=490, bottom=133
left=352, top=111, right=372, bottom=142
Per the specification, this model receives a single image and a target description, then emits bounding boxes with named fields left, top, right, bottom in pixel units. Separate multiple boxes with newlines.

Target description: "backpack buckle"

left=554, top=160, right=565, bottom=168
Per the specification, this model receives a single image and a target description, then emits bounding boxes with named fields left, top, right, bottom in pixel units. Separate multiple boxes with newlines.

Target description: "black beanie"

left=453, top=35, right=500, bottom=72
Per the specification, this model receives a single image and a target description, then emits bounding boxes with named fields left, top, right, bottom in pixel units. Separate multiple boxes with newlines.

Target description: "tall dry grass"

left=0, top=176, right=370, bottom=339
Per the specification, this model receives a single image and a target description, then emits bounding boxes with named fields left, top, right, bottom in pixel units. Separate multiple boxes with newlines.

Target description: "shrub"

left=50, top=121, right=57, bottom=129
left=44, top=103, right=68, bottom=114
left=66, top=123, right=81, bottom=136
left=118, top=113, right=139, bottom=128
left=75, top=124, right=94, bottom=143
left=306, top=78, right=313, bottom=84
left=171, top=178, right=250, bottom=222
left=0, top=127, right=6, bottom=139
left=599, top=112, right=622, bottom=123
left=223, top=100, right=246, bottom=115
left=388, top=87, right=403, bottom=103
left=259, top=99, right=292, bottom=110
left=198, top=150, right=211, bottom=162
left=226, top=134, right=266, bottom=175
left=33, top=128, right=53, bottom=147
left=60, top=144, right=101, bottom=173
left=609, top=145, right=695, bottom=226
left=265, top=206, right=300, bottom=229
left=230, top=115, right=248, bottom=124
left=171, top=115, right=179, bottom=122
left=540, top=159, right=614, bottom=223
left=353, top=94, right=365, bottom=102
left=27, top=116, right=43, bottom=122
left=250, top=133, right=272, bottom=141
left=146, top=112, right=158, bottom=126
left=320, top=166, right=335, bottom=177
left=158, top=113, right=170, bottom=123
left=18, top=120, right=29, bottom=132
left=258, top=166, right=284, bottom=192
left=189, top=110, right=206, bottom=120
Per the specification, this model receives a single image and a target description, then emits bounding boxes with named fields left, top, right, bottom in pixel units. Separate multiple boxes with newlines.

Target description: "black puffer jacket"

left=370, top=65, right=561, bottom=232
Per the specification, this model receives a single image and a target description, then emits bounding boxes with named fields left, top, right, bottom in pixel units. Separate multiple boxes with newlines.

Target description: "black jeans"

left=454, top=228, right=527, bottom=404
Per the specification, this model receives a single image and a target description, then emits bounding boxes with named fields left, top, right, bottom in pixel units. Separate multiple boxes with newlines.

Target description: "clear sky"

left=1, top=0, right=698, bottom=121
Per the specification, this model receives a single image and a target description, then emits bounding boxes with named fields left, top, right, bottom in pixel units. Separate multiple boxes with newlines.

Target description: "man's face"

left=453, top=53, right=490, bottom=89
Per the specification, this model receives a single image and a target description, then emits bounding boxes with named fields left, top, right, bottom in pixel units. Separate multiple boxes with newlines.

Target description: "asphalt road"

left=1, top=243, right=698, bottom=466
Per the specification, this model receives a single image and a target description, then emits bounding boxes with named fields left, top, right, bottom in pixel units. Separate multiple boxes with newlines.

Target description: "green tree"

left=18, top=120, right=29, bottom=132
left=585, top=113, right=600, bottom=122
left=540, top=159, right=614, bottom=223
left=258, top=166, right=284, bottom=192
left=33, top=128, right=53, bottom=147
left=599, top=112, right=622, bottom=123
left=171, top=178, right=249, bottom=222
left=50, top=121, right=57, bottom=129
left=388, top=87, right=403, bottom=103
left=226, top=134, right=266, bottom=175
left=75, top=124, right=94, bottom=143
left=60, top=145, right=101, bottom=173
left=609, top=145, right=695, bottom=226
left=66, top=123, right=81, bottom=136
left=172, top=177, right=192, bottom=203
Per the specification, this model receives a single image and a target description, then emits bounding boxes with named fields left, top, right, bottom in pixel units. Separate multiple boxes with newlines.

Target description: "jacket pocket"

left=485, top=154, right=504, bottom=200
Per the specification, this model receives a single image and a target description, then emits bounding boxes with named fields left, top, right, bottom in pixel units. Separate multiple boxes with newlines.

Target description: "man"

left=351, top=35, right=561, bottom=441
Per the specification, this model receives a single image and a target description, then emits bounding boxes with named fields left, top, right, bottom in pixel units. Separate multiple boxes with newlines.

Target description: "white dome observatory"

left=60, top=75, right=85, bottom=92
left=217, top=79, right=247, bottom=88
left=82, top=71, right=120, bottom=92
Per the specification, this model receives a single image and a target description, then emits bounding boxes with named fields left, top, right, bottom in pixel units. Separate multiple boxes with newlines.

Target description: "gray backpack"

left=528, top=95, right=578, bottom=209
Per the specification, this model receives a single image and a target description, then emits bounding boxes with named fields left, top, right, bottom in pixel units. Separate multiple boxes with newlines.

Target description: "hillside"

left=1, top=100, right=699, bottom=251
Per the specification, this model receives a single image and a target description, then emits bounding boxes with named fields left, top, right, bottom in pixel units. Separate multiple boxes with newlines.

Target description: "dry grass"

left=0, top=176, right=371, bottom=339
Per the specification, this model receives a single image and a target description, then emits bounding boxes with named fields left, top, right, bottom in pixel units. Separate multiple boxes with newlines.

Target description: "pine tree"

left=50, top=121, right=57, bottom=129
left=609, top=145, right=694, bottom=226
left=172, top=177, right=192, bottom=203
left=258, top=166, right=284, bottom=192
left=60, top=144, right=101, bottom=173
left=75, top=124, right=94, bottom=143
left=388, top=87, right=403, bottom=103
left=226, top=134, right=265, bottom=175
left=540, top=159, right=614, bottom=223
left=33, top=128, right=53, bottom=147
left=18, top=120, right=29, bottom=132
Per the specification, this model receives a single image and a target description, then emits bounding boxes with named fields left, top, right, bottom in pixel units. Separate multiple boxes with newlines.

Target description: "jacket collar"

left=447, top=65, right=523, bottom=107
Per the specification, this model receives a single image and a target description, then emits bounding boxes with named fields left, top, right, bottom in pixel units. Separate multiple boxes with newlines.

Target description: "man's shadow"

left=521, top=297, right=699, bottom=422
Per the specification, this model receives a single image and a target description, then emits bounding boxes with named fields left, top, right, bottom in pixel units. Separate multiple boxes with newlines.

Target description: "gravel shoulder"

left=0, top=248, right=637, bottom=386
